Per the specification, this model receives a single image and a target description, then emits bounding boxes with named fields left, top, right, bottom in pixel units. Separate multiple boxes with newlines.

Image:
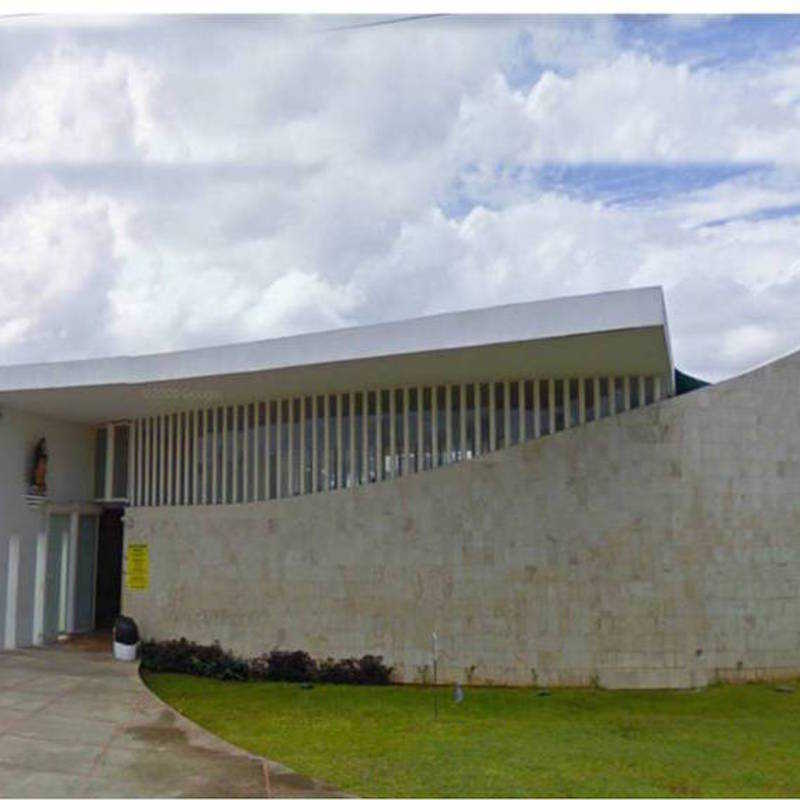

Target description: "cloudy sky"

left=1, top=14, right=800, bottom=381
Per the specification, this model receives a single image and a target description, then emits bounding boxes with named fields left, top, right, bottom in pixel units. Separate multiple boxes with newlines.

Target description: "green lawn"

left=144, top=672, right=800, bottom=797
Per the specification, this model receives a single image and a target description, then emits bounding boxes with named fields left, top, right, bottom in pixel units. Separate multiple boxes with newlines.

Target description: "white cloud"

left=0, top=183, right=124, bottom=361
left=10, top=168, right=791, bottom=381
left=0, top=46, right=161, bottom=163
left=0, top=16, right=799, bottom=384
left=450, top=52, right=800, bottom=166
left=721, top=323, right=780, bottom=365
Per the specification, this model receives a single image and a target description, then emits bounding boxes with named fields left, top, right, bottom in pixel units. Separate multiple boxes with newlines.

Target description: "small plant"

left=589, top=672, right=601, bottom=690
left=530, top=668, right=538, bottom=688
left=465, top=664, right=478, bottom=685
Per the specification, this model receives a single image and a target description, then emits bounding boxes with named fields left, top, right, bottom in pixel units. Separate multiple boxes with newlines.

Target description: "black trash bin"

left=113, top=615, right=140, bottom=661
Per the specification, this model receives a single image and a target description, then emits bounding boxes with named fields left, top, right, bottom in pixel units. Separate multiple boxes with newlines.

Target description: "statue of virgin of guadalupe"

left=30, top=438, right=48, bottom=496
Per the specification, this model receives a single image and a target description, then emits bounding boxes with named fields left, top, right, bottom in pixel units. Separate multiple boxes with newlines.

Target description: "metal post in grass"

left=432, top=631, right=438, bottom=720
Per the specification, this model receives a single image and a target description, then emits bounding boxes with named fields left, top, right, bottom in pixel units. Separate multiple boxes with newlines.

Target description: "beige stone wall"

left=123, top=350, right=800, bottom=688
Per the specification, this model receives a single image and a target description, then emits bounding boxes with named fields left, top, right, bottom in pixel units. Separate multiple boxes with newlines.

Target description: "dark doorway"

left=95, top=508, right=124, bottom=629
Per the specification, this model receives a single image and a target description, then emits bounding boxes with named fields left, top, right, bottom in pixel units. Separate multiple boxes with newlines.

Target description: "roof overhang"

left=0, top=286, right=674, bottom=424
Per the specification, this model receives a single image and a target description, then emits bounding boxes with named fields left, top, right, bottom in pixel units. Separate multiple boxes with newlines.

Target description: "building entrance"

left=95, top=508, right=124, bottom=630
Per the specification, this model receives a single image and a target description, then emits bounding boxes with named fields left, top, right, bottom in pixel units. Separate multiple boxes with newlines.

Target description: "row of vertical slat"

left=129, top=375, right=666, bottom=507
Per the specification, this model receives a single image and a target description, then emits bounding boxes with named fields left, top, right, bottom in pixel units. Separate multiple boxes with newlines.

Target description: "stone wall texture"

left=123, top=350, right=800, bottom=688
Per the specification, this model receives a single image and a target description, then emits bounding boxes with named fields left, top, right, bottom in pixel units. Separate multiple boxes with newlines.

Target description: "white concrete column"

left=149, top=419, right=155, bottom=504
left=103, top=422, right=114, bottom=501
left=250, top=404, right=258, bottom=502
left=609, top=377, right=617, bottom=415
left=287, top=399, right=294, bottom=496
left=240, top=405, right=248, bottom=502
left=211, top=408, right=219, bottom=504
left=639, top=375, right=646, bottom=407
left=199, top=409, right=207, bottom=504
left=128, top=421, right=135, bottom=506
left=160, top=415, right=167, bottom=505
left=127, top=421, right=135, bottom=503
left=362, top=390, right=369, bottom=483
left=564, top=380, right=571, bottom=430
left=192, top=410, right=199, bottom=505
left=275, top=401, right=283, bottom=499
left=221, top=407, right=229, bottom=503
left=4, top=536, right=19, bottom=649
left=349, top=392, right=356, bottom=487
left=264, top=398, right=277, bottom=501
left=579, top=378, right=586, bottom=425
left=66, top=513, right=78, bottom=632
left=135, top=419, right=142, bottom=507
left=299, top=398, right=306, bottom=495
left=152, top=417, right=159, bottom=504
left=233, top=405, right=240, bottom=503
left=445, top=385, right=452, bottom=464
left=311, top=396, right=318, bottom=493
left=389, top=389, right=396, bottom=477
left=416, top=386, right=424, bottom=471
left=533, top=379, right=541, bottom=438
left=136, top=419, right=143, bottom=506
left=183, top=412, right=190, bottom=505
left=146, top=418, right=153, bottom=505
left=175, top=413, right=182, bottom=505
left=32, top=530, right=47, bottom=645
left=503, top=380, right=511, bottom=447
left=403, top=387, right=410, bottom=473
left=336, top=394, right=343, bottom=489
left=168, top=414, right=175, bottom=504
left=474, top=383, right=482, bottom=456
left=144, top=418, right=151, bottom=506
left=518, top=380, right=526, bottom=443
left=624, top=376, right=631, bottom=411
left=593, top=377, right=601, bottom=421
left=459, top=383, right=467, bottom=459
left=431, top=387, right=438, bottom=467
left=654, top=375, right=662, bottom=402
left=375, top=390, right=382, bottom=481
left=548, top=379, right=556, bottom=434
left=489, top=383, right=497, bottom=451
left=323, top=395, right=330, bottom=491
left=58, top=529, right=69, bottom=633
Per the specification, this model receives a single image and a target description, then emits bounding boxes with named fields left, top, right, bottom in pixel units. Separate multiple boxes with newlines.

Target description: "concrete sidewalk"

left=0, top=645, right=341, bottom=798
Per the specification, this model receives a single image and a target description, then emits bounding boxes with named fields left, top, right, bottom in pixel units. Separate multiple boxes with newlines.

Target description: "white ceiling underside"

left=0, top=288, right=673, bottom=424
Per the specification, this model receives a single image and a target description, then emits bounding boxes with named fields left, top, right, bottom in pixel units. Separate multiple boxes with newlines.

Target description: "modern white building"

left=3, top=285, right=797, bottom=688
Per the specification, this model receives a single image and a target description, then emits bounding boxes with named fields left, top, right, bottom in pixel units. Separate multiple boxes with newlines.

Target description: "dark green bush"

left=356, top=654, right=393, bottom=685
left=140, top=639, right=392, bottom=685
left=140, top=638, right=250, bottom=681
left=317, top=657, right=359, bottom=684
left=263, top=649, right=318, bottom=682
left=262, top=650, right=391, bottom=684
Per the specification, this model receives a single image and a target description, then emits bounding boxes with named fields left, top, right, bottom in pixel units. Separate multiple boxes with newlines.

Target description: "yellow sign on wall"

left=126, top=543, right=149, bottom=591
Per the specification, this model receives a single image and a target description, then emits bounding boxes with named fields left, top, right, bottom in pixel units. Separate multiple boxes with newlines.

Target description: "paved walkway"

left=0, top=644, right=342, bottom=798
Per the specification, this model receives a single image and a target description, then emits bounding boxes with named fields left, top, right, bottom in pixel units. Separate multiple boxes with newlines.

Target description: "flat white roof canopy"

left=0, top=287, right=673, bottom=424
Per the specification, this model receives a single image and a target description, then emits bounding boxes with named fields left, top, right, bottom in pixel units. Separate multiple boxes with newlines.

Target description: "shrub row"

left=140, top=638, right=392, bottom=685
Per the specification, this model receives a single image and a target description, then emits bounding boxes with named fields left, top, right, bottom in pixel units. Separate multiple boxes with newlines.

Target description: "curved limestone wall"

left=123, top=350, right=800, bottom=688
